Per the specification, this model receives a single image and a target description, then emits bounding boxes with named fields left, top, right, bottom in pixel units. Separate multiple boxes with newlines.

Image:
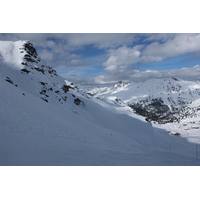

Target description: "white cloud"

left=142, top=33, right=200, bottom=58
left=1, top=33, right=137, bottom=50
left=102, top=44, right=165, bottom=74
left=39, top=49, right=54, bottom=62
left=70, top=59, right=85, bottom=67
left=66, top=33, right=137, bottom=49
left=140, top=55, right=163, bottom=63
left=103, top=45, right=143, bottom=72
left=72, top=65, right=200, bottom=85
left=102, top=34, right=200, bottom=79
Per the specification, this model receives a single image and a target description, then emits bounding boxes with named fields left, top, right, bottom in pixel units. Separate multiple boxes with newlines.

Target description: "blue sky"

left=1, top=33, right=200, bottom=84
left=136, top=53, right=200, bottom=71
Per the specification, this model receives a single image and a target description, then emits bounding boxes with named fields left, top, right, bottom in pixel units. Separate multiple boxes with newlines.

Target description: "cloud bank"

left=103, top=34, right=200, bottom=74
left=73, top=65, right=200, bottom=85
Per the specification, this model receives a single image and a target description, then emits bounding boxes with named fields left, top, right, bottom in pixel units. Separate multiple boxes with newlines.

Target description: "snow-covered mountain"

left=0, top=40, right=84, bottom=105
left=1, top=40, right=200, bottom=165
left=89, top=78, right=200, bottom=124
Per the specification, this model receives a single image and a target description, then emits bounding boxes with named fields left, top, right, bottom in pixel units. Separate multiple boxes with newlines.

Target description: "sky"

left=1, top=33, right=200, bottom=84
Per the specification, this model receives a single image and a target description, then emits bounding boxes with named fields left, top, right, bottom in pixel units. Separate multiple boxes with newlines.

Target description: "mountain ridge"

left=89, top=77, right=200, bottom=123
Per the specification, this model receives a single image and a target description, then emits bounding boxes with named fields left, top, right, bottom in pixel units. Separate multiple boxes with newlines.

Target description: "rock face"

left=129, top=98, right=175, bottom=123
left=22, top=41, right=40, bottom=63
left=18, top=41, right=58, bottom=77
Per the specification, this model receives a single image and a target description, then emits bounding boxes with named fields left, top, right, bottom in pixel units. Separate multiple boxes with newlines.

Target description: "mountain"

left=89, top=78, right=200, bottom=124
left=0, top=40, right=83, bottom=105
left=1, top=40, right=200, bottom=166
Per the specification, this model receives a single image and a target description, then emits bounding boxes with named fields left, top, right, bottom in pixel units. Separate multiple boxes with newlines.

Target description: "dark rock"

left=21, top=68, right=30, bottom=74
left=62, top=85, right=74, bottom=93
left=74, top=98, right=83, bottom=105
left=21, top=62, right=27, bottom=66
left=41, top=97, right=48, bottom=103
left=5, top=77, right=13, bottom=84
left=39, top=82, right=47, bottom=86
left=34, top=67, right=45, bottom=74
left=39, top=89, right=47, bottom=95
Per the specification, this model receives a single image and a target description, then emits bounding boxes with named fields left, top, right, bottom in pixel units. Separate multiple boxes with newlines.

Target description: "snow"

left=153, top=118, right=200, bottom=144
left=0, top=40, right=27, bottom=69
left=1, top=41, right=200, bottom=165
left=89, top=78, right=200, bottom=107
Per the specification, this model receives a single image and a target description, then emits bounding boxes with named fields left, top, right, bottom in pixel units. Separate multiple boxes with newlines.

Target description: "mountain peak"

left=0, top=40, right=85, bottom=106
left=20, top=40, right=41, bottom=64
left=114, top=81, right=130, bottom=88
left=0, top=40, right=58, bottom=77
left=0, top=40, right=41, bottom=69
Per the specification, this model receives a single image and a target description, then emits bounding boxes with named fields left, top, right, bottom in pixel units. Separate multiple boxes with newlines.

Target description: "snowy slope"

left=1, top=41, right=200, bottom=165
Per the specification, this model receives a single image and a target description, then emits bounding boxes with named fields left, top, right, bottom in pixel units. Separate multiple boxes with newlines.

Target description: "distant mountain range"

left=88, top=78, right=200, bottom=124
